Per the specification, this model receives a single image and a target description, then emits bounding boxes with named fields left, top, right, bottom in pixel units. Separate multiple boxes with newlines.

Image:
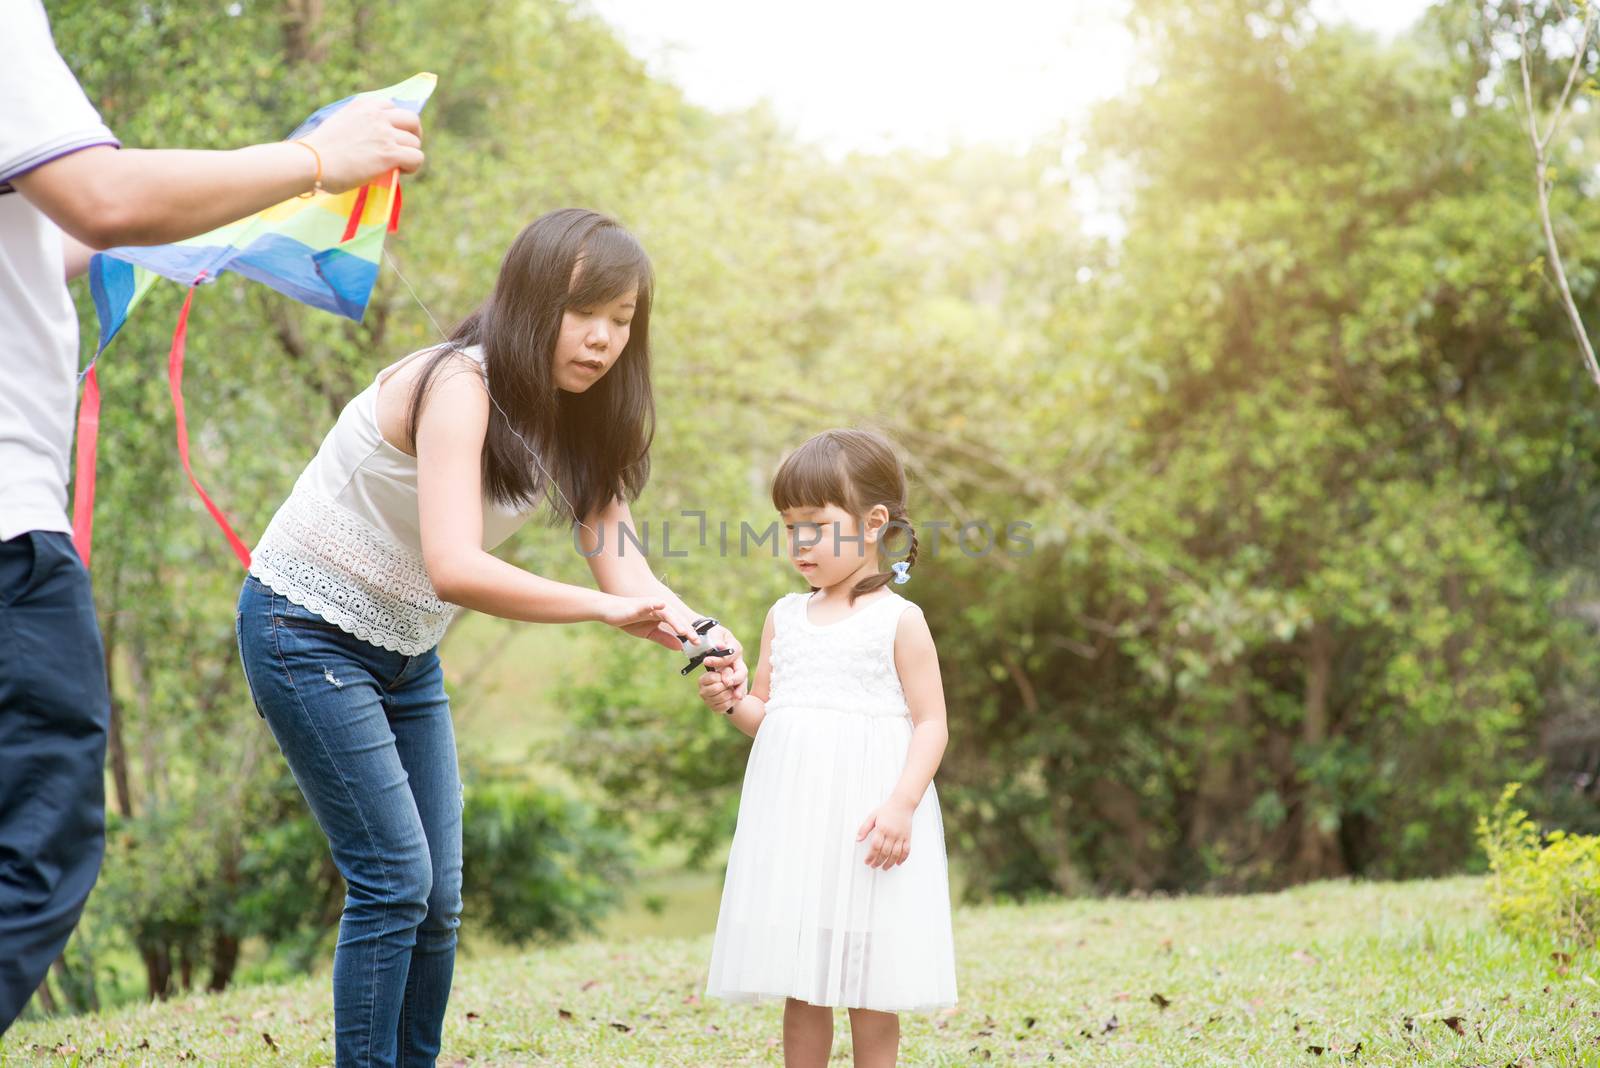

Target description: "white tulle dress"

left=705, top=589, right=958, bottom=1012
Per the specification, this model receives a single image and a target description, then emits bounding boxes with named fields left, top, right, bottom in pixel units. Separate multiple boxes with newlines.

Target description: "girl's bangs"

left=772, top=440, right=853, bottom=514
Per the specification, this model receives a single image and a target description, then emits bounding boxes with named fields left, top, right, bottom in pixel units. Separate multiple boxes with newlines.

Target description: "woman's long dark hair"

left=406, top=208, right=655, bottom=527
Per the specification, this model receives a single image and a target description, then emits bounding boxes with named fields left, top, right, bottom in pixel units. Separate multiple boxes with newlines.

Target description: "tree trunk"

left=178, top=942, right=195, bottom=993
left=32, top=973, right=57, bottom=1016
left=143, top=943, right=172, bottom=1001
left=1291, top=620, right=1345, bottom=881
left=283, top=0, right=327, bottom=64
left=103, top=603, right=134, bottom=820
left=208, top=933, right=240, bottom=993
left=1185, top=683, right=1255, bottom=886
left=64, top=948, right=97, bottom=1012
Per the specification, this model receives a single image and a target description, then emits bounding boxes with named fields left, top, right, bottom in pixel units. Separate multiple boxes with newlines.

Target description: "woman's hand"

left=856, top=799, right=915, bottom=869
left=598, top=596, right=697, bottom=645
left=618, top=617, right=686, bottom=651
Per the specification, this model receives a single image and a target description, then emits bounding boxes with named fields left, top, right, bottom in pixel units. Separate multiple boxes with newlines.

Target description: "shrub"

left=1477, top=783, right=1600, bottom=949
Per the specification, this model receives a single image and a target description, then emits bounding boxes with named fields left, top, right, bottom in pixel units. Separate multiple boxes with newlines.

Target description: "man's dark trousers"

left=0, top=531, right=109, bottom=1033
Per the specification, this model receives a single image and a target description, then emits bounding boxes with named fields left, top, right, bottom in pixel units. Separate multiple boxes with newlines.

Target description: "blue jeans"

left=0, top=532, right=109, bottom=1034
left=236, top=575, right=461, bottom=1068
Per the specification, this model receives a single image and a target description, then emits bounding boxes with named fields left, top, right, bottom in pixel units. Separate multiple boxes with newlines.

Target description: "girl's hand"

left=856, top=799, right=915, bottom=869
left=702, top=626, right=749, bottom=702
left=599, top=596, right=696, bottom=645
left=698, top=668, right=740, bottom=713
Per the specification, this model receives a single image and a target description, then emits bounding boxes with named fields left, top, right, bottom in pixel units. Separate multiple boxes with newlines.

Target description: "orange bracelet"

left=289, top=139, right=324, bottom=198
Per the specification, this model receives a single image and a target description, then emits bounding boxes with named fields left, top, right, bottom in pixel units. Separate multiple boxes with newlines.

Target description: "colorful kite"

left=75, top=72, right=437, bottom=568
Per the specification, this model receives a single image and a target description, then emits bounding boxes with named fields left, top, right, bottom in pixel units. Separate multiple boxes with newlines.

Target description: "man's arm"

left=14, top=96, right=423, bottom=251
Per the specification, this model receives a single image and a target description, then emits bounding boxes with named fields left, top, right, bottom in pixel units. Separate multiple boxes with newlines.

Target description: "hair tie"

left=891, top=560, right=911, bottom=584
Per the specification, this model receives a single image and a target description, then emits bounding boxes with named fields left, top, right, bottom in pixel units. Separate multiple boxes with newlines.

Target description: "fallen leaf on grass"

left=1441, top=1016, right=1465, bottom=1036
left=1103, top=1014, right=1119, bottom=1035
left=1291, top=949, right=1320, bottom=966
left=262, top=1031, right=278, bottom=1051
left=581, top=979, right=601, bottom=991
left=557, top=1008, right=574, bottom=1021
left=1151, top=993, right=1172, bottom=1010
left=609, top=1020, right=634, bottom=1034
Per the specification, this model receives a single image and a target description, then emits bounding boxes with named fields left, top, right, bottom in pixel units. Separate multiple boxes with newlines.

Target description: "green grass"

left=4, top=877, right=1597, bottom=1066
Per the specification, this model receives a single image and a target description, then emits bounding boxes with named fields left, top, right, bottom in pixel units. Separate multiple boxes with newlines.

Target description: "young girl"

left=698, top=428, right=957, bottom=1068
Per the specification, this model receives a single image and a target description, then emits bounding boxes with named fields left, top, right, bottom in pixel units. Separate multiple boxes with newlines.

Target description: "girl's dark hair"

left=771, top=428, right=919, bottom=605
left=406, top=208, right=655, bottom=526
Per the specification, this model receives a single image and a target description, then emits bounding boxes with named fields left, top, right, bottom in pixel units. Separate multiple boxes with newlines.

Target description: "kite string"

left=381, top=247, right=597, bottom=542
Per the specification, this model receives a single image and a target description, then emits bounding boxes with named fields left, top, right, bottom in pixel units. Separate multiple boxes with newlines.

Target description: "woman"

left=235, top=208, right=747, bottom=1068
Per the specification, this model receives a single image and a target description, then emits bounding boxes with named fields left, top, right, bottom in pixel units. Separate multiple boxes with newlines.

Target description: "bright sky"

left=586, top=0, right=1437, bottom=156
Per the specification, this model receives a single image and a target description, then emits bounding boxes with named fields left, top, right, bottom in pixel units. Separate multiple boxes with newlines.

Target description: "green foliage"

left=31, top=0, right=1600, bottom=1017
left=558, top=1, right=1600, bottom=901
left=460, top=767, right=633, bottom=947
left=1478, top=783, right=1600, bottom=949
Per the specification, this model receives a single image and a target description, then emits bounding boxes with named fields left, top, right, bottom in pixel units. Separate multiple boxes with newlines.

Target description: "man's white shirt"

left=0, top=0, right=119, bottom=540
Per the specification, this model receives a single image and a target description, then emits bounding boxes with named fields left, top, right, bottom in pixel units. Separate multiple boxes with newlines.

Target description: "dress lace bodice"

left=764, top=590, right=914, bottom=718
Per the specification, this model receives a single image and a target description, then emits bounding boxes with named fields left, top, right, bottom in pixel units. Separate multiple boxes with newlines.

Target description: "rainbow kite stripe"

left=88, top=72, right=437, bottom=352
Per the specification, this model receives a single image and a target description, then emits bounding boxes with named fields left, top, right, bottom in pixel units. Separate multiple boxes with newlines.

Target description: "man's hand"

left=300, top=95, right=424, bottom=193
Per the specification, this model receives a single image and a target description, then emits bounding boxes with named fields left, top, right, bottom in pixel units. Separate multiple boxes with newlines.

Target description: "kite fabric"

left=73, top=72, right=437, bottom=568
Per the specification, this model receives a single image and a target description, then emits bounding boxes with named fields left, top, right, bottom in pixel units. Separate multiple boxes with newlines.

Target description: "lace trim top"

left=250, top=346, right=534, bottom=655
left=764, top=590, right=915, bottom=718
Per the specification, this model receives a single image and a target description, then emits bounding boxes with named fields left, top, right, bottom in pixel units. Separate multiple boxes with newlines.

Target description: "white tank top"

left=250, top=345, right=535, bottom=654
